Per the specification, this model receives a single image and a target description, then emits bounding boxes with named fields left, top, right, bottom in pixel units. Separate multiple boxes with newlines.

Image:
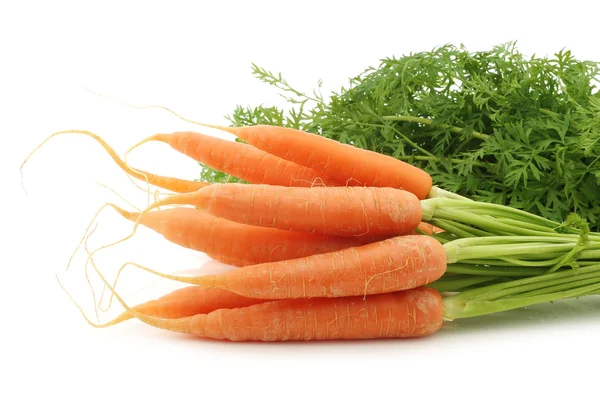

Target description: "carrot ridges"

left=192, top=235, right=447, bottom=299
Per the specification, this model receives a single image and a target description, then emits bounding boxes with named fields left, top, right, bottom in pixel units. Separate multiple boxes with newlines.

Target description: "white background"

left=2, top=1, right=600, bottom=399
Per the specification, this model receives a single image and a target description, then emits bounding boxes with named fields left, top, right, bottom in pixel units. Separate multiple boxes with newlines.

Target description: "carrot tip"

left=124, top=133, right=172, bottom=160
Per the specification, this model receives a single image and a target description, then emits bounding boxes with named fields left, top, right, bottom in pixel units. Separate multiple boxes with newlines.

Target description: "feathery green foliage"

left=200, top=42, right=600, bottom=230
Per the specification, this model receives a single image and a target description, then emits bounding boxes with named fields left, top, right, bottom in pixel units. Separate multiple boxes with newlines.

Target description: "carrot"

left=204, top=252, right=244, bottom=266
left=413, top=221, right=445, bottom=235
left=189, top=123, right=434, bottom=199
left=110, top=284, right=444, bottom=341
left=127, top=131, right=342, bottom=187
left=127, top=235, right=447, bottom=300
left=20, top=130, right=208, bottom=194
left=66, top=250, right=444, bottom=341
left=104, top=285, right=267, bottom=326
left=144, top=184, right=422, bottom=238
left=109, top=204, right=376, bottom=266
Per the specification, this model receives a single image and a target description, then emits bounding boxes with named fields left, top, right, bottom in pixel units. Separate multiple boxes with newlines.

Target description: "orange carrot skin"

left=229, top=125, right=433, bottom=199
left=184, top=184, right=422, bottom=237
left=166, top=131, right=341, bottom=187
left=205, top=237, right=394, bottom=266
left=131, top=286, right=266, bottom=319
left=182, top=287, right=443, bottom=341
left=195, top=235, right=447, bottom=299
left=204, top=252, right=244, bottom=266
left=118, top=206, right=371, bottom=266
left=413, top=221, right=445, bottom=235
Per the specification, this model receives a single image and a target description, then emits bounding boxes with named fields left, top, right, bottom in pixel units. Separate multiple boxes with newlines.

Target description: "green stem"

left=422, top=198, right=563, bottom=231
left=446, top=264, right=548, bottom=277
left=380, top=115, right=491, bottom=140
left=456, top=257, right=564, bottom=266
left=580, top=249, right=600, bottom=259
left=447, top=235, right=580, bottom=245
left=427, top=187, right=472, bottom=201
left=453, top=263, right=600, bottom=300
left=354, top=121, right=435, bottom=157
left=494, top=255, right=569, bottom=267
left=429, top=219, right=477, bottom=238
left=433, top=208, right=562, bottom=237
left=395, top=155, right=484, bottom=167
left=437, top=219, right=494, bottom=237
left=546, top=243, right=589, bottom=273
left=427, top=275, right=499, bottom=293
left=517, top=276, right=600, bottom=297
left=477, top=271, right=600, bottom=301
left=443, top=264, right=600, bottom=320
left=493, top=218, right=558, bottom=233
left=444, top=242, right=579, bottom=263
left=441, top=235, right=592, bottom=265
left=444, top=282, right=600, bottom=320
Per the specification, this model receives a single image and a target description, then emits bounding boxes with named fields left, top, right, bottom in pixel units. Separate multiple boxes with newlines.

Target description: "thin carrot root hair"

left=21, top=130, right=151, bottom=195
left=98, top=260, right=208, bottom=298
left=20, top=129, right=208, bottom=199
left=64, top=240, right=198, bottom=333
left=95, top=181, right=141, bottom=212
left=88, top=235, right=446, bottom=303
left=68, top=184, right=172, bottom=315
left=58, top=192, right=230, bottom=330
left=80, top=195, right=202, bottom=310
left=95, top=257, right=164, bottom=315
left=122, top=133, right=173, bottom=201
left=80, top=182, right=199, bottom=279
left=362, top=258, right=410, bottom=300
left=85, top=94, right=345, bottom=190
left=56, top=248, right=164, bottom=330
left=96, top=257, right=171, bottom=314
left=124, top=133, right=171, bottom=158
left=57, top=220, right=105, bottom=326
left=119, top=132, right=201, bottom=202
left=82, top=221, right=171, bottom=324
left=82, top=222, right=112, bottom=324
left=66, top=202, right=124, bottom=273
left=84, top=194, right=203, bottom=282
left=61, top=252, right=446, bottom=340
left=86, top=88, right=212, bottom=130
left=121, top=133, right=209, bottom=205
left=77, top=204, right=152, bottom=305
left=94, top=203, right=161, bottom=312
left=84, top=89, right=243, bottom=141
left=67, top=178, right=144, bottom=274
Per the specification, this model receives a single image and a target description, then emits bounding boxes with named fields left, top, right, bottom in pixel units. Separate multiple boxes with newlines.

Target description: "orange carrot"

left=137, top=235, right=447, bottom=300
left=20, top=130, right=207, bottom=193
left=70, top=254, right=444, bottom=341
left=191, top=123, right=434, bottom=199
left=113, top=287, right=445, bottom=341
left=128, top=132, right=342, bottom=187
left=110, top=204, right=375, bottom=266
left=413, top=221, right=445, bottom=235
left=204, top=252, right=244, bottom=266
left=145, top=184, right=422, bottom=238
left=105, top=285, right=267, bottom=326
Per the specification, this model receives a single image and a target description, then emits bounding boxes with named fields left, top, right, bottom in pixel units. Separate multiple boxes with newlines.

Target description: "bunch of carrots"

left=23, top=117, right=600, bottom=342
